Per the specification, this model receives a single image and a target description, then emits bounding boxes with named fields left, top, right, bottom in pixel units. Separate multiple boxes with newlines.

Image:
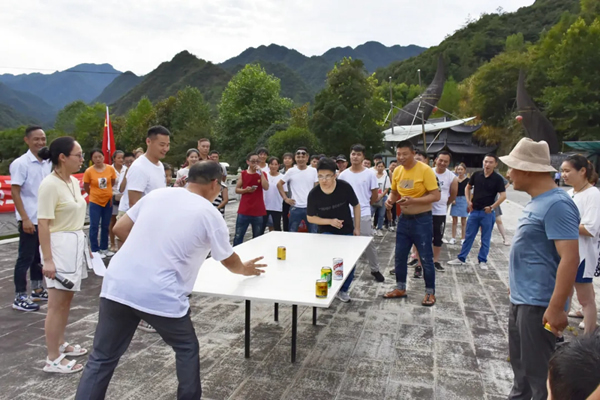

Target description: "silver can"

left=333, top=257, right=343, bottom=280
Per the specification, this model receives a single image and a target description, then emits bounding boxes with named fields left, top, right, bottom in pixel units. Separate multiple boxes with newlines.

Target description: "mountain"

left=0, top=104, right=35, bottom=129
left=0, top=83, right=56, bottom=124
left=376, top=0, right=580, bottom=85
left=0, top=63, right=121, bottom=110
left=112, top=51, right=232, bottom=115
left=93, top=71, right=144, bottom=105
left=220, top=42, right=426, bottom=90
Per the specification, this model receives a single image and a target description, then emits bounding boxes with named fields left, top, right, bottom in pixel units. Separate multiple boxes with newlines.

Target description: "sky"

left=0, top=0, right=535, bottom=76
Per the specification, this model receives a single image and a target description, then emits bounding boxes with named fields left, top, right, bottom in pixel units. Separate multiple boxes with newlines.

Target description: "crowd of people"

left=7, top=124, right=600, bottom=399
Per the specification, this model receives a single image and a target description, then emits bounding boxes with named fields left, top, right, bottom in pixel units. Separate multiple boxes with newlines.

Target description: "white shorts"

left=42, top=230, right=89, bottom=291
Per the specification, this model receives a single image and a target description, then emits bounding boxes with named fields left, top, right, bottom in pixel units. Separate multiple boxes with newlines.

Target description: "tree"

left=432, top=78, right=461, bottom=118
left=73, top=103, right=106, bottom=153
left=310, top=58, right=386, bottom=157
left=118, top=97, right=155, bottom=153
left=54, top=101, right=87, bottom=134
left=267, top=127, right=321, bottom=158
left=216, top=64, right=293, bottom=165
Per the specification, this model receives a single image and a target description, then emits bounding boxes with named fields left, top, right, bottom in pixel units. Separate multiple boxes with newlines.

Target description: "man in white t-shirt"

left=118, top=126, right=170, bottom=218
left=76, top=162, right=266, bottom=400
left=338, top=144, right=385, bottom=282
left=277, top=147, right=319, bottom=233
left=257, top=147, right=270, bottom=174
left=431, top=151, right=458, bottom=272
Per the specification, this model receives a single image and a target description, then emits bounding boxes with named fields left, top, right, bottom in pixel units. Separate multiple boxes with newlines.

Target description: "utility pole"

left=418, top=69, right=426, bottom=153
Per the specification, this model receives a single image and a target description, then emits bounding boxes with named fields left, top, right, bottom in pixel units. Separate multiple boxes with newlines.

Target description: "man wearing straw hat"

left=500, top=138, right=580, bottom=400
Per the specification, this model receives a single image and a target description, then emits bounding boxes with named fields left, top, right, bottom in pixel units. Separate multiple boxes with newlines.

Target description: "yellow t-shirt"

left=392, top=161, right=439, bottom=198
left=38, top=174, right=87, bottom=233
left=83, top=165, right=116, bottom=206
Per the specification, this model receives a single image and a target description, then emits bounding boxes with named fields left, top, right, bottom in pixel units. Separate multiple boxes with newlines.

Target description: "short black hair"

left=188, top=161, right=224, bottom=184
left=310, top=155, right=320, bottom=161
left=350, top=144, right=366, bottom=155
left=123, top=152, right=135, bottom=159
left=396, top=140, right=414, bottom=151
left=209, top=150, right=219, bottom=156
left=373, top=153, right=383, bottom=160
left=376, top=161, right=385, bottom=167
left=484, top=153, right=499, bottom=162
left=436, top=150, right=452, bottom=160
left=147, top=125, right=171, bottom=138
left=268, top=156, right=280, bottom=165
left=296, top=146, right=308, bottom=153
left=415, top=149, right=428, bottom=159
left=246, top=152, right=258, bottom=161
left=90, top=149, right=103, bottom=159
left=389, top=159, right=397, bottom=166
left=548, top=332, right=600, bottom=400
left=283, top=152, right=294, bottom=159
left=256, top=147, right=269, bottom=156
left=25, top=125, right=43, bottom=137
left=317, top=158, right=337, bottom=173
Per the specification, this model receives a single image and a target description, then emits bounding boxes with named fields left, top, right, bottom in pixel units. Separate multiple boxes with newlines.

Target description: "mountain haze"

left=93, top=71, right=144, bottom=105
left=0, top=104, right=35, bottom=130
left=0, top=83, right=56, bottom=124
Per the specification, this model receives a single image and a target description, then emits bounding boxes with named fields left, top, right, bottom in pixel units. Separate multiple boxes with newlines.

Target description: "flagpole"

left=106, top=106, right=111, bottom=157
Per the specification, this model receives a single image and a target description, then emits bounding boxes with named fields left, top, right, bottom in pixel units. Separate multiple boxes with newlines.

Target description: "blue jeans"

left=371, top=196, right=387, bottom=230
left=394, top=212, right=435, bottom=294
left=458, top=209, right=495, bottom=263
left=89, top=201, right=112, bottom=252
left=288, top=207, right=317, bottom=233
left=233, top=214, right=264, bottom=246
left=322, top=232, right=354, bottom=292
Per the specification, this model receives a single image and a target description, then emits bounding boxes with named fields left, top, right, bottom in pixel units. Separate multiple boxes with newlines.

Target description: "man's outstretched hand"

left=243, top=256, right=267, bottom=276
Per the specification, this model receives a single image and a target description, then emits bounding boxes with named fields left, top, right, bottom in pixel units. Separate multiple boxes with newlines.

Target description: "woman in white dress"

left=561, top=155, right=600, bottom=335
left=174, top=149, right=200, bottom=187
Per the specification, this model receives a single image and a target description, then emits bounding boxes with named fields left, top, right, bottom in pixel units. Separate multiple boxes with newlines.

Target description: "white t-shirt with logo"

left=375, top=173, right=391, bottom=195
left=432, top=168, right=456, bottom=216
left=119, top=155, right=165, bottom=212
left=102, top=188, right=234, bottom=318
left=264, top=172, right=285, bottom=212
left=280, top=166, right=318, bottom=208
left=338, top=168, right=378, bottom=217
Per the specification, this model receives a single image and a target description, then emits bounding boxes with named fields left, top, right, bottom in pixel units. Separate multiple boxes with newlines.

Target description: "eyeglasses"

left=296, top=151, right=307, bottom=156
left=318, top=174, right=335, bottom=181
left=248, top=160, right=258, bottom=164
left=70, top=153, right=85, bottom=159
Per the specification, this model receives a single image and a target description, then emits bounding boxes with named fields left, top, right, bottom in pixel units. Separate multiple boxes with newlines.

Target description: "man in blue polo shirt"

left=500, top=138, right=580, bottom=400
left=10, top=125, right=52, bottom=311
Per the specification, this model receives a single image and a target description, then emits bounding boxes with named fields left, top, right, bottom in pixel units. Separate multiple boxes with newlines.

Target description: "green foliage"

left=290, top=103, right=310, bottom=128
left=541, top=17, right=600, bottom=140
left=310, top=58, right=386, bottom=157
left=505, top=33, right=527, bottom=53
left=73, top=103, right=106, bottom=152
left=432, top=78, right=461, bottom=118
left=54, top=101, right=88, bottom=134
left=267, top=127, right=321, bottom=158
left=216, top=64, right=293, bottom=165
left=0, top=104, right=34, bottom=130
left=118, top=97, right=155, bottom=153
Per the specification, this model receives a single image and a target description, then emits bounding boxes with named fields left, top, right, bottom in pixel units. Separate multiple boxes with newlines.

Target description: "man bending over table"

left=75, top=161, right=266, bottom=400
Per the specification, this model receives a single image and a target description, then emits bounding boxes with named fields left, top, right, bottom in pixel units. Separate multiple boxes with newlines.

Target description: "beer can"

left=333, top=258, right=344, bottom=280
left=316, top=279, right=328, bottom=298
left=321, top=267, right=332, bottom=288
left=277, top=246, right=286, bottom=260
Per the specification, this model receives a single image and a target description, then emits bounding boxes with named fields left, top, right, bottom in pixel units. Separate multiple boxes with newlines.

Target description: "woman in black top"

left=450, top=163, right=469, bottom=244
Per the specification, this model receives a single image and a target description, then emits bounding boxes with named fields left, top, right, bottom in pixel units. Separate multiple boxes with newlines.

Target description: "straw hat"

left=499, top=138, right=557, bottom=173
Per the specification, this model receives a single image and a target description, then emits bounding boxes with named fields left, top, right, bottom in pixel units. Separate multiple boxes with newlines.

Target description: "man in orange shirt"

left=383, top=141, right=440, bottom=306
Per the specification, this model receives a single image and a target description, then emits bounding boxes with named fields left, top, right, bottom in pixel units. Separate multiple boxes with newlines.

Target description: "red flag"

left=102, top=106, right=115, bottom=162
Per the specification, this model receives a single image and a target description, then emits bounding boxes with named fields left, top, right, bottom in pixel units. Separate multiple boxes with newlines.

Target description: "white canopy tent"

left=382, top=117, right=477, bottom=143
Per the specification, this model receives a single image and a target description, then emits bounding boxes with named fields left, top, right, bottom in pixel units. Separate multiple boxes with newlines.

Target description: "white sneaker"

left=447, top=259, right=466, bottom=266
left=442, top=238, right=448, bottom=244
left=449, top=238, right=456, bottom=245
left=389, top=226, right=395, bottom=232
left=336, top=291, right=351, bottom=303
left=579, top=321, right=585, bottom=330
left=98, top=252, right=107, bottom=259
left=479, top=262, right=489, bottom=270
left=377, top=230, right=384, bottom=237
left=103, top=250, right=115, bottom=257
left=461, top=239, right=465, bottom=245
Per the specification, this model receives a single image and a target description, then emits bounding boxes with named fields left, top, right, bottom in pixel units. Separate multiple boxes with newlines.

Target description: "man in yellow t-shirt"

left=383, top=140, right=440, bottom=306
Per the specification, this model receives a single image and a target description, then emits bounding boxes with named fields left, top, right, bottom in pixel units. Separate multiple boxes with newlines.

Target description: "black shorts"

left=432, top=215, right=446, bottom=247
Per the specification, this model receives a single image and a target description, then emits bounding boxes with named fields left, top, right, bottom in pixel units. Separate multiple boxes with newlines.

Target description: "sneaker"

left=98, top=252, right=107, bottom=259
left=336, top=291, right=351, bottom=303
left=389, top=269, right=395, bottom=275
left=30, top=288, right=49, bottom=302
left=579, top=321, right=585, bottom=330
left=479, top=262, right=489, bottom=270
left=413, top=266, right=422, bottom=279
left=408, top=258, right=419, bottom=267
left=137, top=321, right=157, bottom=333
left=461, top=239, right=465, bottom=245
left=442, top=238, right=448, bottom=244
left=556, top=336, right=565, bottom=344
left=448, top=238, right=456, bottom=245
left=389, top=226, right=395, bottom=232
left=371, top=229, right=377, bottom=236
left=13, top=295, right=40, bottom=312
left=434, top=262, right=445, bottom=272
left=377, top=230, right=384, bottom=237
left=102, top=249, right=115, bottom=257
left=447, top=259, right=466, bottom=266
left=371, top=271, right=385, bottom=282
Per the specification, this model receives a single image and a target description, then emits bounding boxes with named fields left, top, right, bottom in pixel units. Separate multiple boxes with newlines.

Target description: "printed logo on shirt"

left=399, top=179, right=414, bottom=189
left=98, top=177, right=107, bottom=189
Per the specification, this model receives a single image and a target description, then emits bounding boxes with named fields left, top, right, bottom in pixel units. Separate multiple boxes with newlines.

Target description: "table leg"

left=291, top=304, right=298, bottom=363
left=312, top=307, right=317, bottom=325
left=245, top=300, right=250, bottom=358
left=274, top=303, right=279, bottom=322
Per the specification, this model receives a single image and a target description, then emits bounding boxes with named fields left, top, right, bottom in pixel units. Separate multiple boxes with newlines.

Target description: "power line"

left=0, top=66, right=121, bottom=75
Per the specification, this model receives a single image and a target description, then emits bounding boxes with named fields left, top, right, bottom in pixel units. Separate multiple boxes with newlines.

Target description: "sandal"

left=422, top=294, right=436, bottom=307
left=60, top=342, right=88, bottom=357
left=43, top=354, right=83, bottom=374
left=383, top=289, right=407, bottom=299
left=568, top=310, right=584, bottom=319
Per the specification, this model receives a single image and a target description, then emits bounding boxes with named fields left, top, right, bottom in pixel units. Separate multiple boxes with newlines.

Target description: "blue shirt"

left=509, top=188, right=580, bottom=307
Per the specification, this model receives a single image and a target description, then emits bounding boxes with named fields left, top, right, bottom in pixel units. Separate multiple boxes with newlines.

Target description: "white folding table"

left=192, top=231, right=372, bottom=362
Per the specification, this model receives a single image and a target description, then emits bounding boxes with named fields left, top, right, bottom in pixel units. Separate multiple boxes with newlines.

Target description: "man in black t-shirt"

left=448, top=154, right=506, bottom=269
left=308, top=158, right=360, bottom=302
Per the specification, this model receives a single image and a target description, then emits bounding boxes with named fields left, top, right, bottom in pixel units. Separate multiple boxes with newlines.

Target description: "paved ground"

left=0, top=190, right=596, bottom=400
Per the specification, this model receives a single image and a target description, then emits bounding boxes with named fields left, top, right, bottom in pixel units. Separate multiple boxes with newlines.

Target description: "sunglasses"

left=296, top=151, right=307, bottom=156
